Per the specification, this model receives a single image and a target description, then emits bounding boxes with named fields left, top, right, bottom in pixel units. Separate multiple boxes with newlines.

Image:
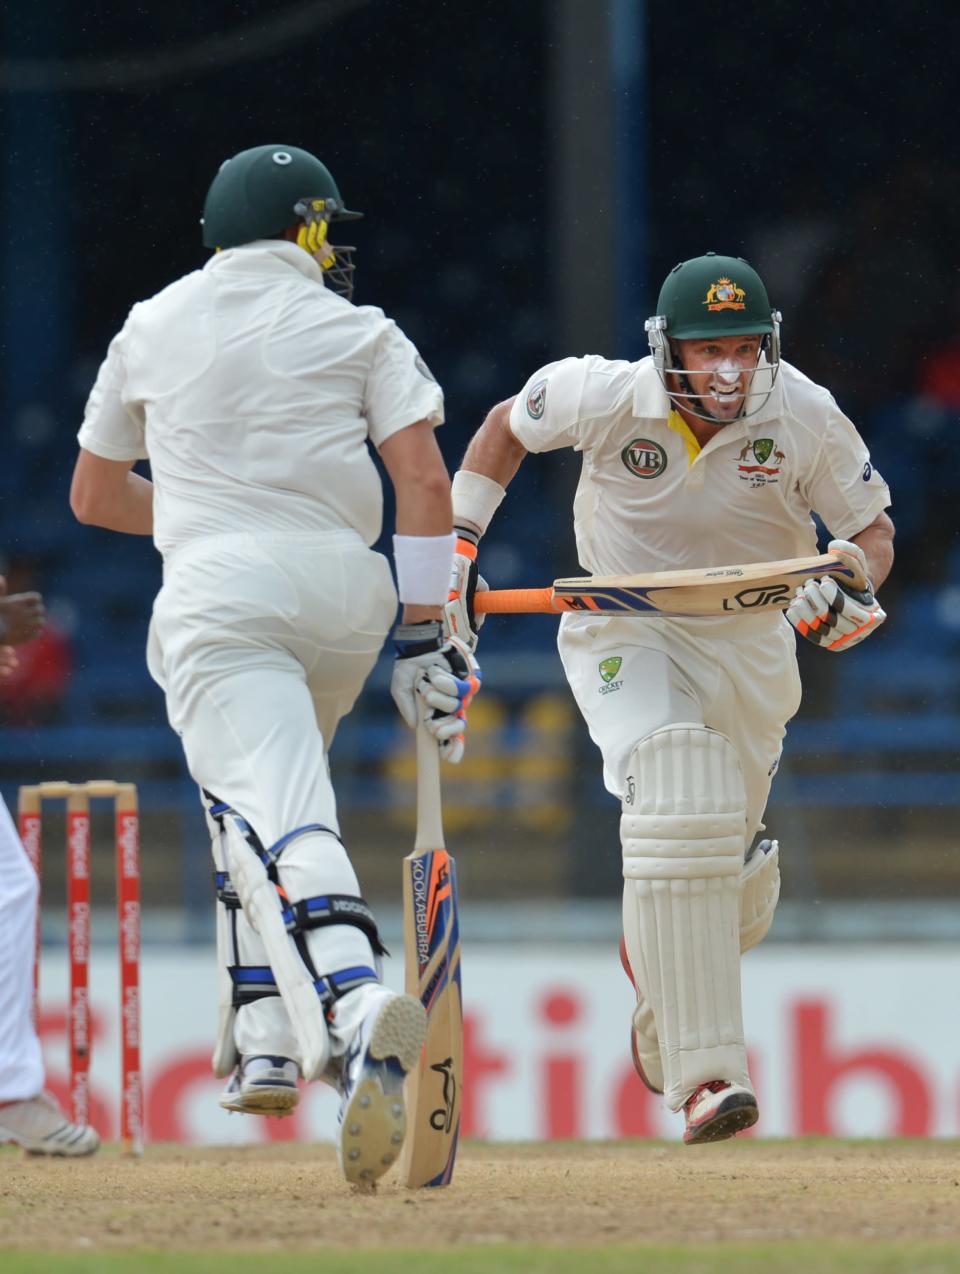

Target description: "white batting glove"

left=786, top=539, right=886, bottom=652
left=442, top=532, right=488, bottom=653
left=391, top=621, right=482, bottom=764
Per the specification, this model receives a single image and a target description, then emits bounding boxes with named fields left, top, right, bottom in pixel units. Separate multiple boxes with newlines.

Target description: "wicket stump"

left=18, top=780, right=144, bottom=1155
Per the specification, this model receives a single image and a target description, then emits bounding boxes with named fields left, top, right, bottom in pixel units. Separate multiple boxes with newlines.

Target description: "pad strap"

left=213, top=870, right=241, bottom=910
left=282, top=893, right=388, bottom=957
left=229, top=965, right=279, bottom=1006
left=228, top=962, right=380, bottom=1011
left=313, top=964, right=380, bottom=1011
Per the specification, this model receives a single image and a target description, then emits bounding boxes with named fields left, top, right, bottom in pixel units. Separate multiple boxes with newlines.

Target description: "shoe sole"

left=339, top=995, right=427, bottom=1188
left=22, top=1137, right=100, bottom=1158
left=219, top=1084, right=300, bottom=1117
left=684, top=1093, right=759, bottom=1145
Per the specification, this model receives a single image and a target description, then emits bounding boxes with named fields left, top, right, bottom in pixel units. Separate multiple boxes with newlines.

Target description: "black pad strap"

left=282, top=893, right=388, bottom=958
left=213, top=870, right=241, bottom=909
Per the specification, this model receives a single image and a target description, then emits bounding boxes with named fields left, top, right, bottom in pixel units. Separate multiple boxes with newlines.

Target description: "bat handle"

left=474, top=587, right=558, bottom=615
left=415, top=722, right=445, bottom=851
left=824, top=553, right=869, bottom=593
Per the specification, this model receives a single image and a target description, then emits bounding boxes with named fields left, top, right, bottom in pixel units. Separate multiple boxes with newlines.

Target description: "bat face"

left=473, top=553, right=866, bottom=618
left=400, top=846, right=463, bottom=1187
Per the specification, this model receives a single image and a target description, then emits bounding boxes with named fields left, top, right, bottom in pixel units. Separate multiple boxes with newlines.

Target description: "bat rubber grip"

left=474, top=588, right=558, bottom=615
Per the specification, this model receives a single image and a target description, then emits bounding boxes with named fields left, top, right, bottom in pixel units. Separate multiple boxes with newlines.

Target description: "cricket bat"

left=398, top=723, right=463, bottom=1188
left=473, top=552, right=868, bottom=619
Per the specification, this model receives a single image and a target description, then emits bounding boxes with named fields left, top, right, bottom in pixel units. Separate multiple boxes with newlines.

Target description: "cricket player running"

left=445, top=253, right=893, bottom=1144
left=0, top=584, right=100, bottom=1155
left=70, top=145, right=478, bottom=1183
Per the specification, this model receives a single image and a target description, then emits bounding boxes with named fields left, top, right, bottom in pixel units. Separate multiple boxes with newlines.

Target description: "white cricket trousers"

left=0, top=794, right=44, bottom=1102
left=558, top=611, right=803, bottom=842
left=147, top=529, right=398, bottom=1062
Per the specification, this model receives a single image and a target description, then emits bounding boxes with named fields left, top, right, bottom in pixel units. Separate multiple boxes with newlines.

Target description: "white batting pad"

left=621, top=725, right=751, bottom=1109
left=210, top=823, right=239, bottom=1078
left=739, top=838, right=780, bottom=953
left=223, top=819, right=332, bottom=1081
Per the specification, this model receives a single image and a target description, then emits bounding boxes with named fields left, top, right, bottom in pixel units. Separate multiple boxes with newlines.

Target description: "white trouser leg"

left=151, top=538, right=397, bottom=1077
left=621, top=725, right=751, bottom=1110
left=0, top=796, right=44, bottom=1102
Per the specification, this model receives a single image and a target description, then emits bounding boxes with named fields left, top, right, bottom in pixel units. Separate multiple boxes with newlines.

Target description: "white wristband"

left=393, top=533, right=457, bottom=605
left=451, top=469, right=507, bottom=539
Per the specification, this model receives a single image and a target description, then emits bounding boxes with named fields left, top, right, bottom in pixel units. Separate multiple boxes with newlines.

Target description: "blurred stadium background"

left=1, top=2, right=958, bottom=1142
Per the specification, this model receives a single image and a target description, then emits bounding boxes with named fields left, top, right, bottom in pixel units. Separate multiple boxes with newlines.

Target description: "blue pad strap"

left=265, top=822, right=343, bottom=863
left=229, top=965, right=279, bottom=1006
left=313, top=964, right=379, bottom=1010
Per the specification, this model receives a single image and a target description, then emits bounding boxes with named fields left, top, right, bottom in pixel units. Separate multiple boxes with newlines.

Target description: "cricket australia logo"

left=737, top=437, right=784, bottom=488
left=598, top=655, right=623, bottom=695
left=526, top=378, right=547, bottom=419
left=704, top=276, right=746, bottom=311
left=621, top=438, right=667, bottom=479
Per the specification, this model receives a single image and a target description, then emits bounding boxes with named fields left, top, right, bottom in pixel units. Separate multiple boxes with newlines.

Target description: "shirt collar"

left=203, top=239, right=326, bottom=286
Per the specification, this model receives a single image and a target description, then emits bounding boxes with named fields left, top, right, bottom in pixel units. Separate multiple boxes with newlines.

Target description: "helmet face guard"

left=293, top=197, right=357, bottom=300
left=645, top=253, right=782, bottom=423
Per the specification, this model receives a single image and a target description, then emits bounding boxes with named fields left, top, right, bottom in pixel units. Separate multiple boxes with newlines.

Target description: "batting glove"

left=786, top=539, right=886, bottom=652
left=442, top=531, right=488, bottom=653
left=391, top=620, right=482, bottom=764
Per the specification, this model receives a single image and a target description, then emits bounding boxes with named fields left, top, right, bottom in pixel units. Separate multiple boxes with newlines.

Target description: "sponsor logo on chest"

left=621, top=439, right=667, bottom=479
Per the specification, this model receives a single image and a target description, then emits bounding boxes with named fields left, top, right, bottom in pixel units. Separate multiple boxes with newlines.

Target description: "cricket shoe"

left=337, top=992, right=427, bottom=1187
left=219, top=1055, right=300, bottom=1116
left=0, top=1091, right=99, bottom=1156
left=618, top=937, right=664, bottom=1095
left=682, top=1081, right=758, bottom=1145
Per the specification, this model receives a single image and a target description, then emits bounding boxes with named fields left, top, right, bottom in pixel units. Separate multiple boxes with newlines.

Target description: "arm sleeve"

left=76, top=320, right=148, bottom=462
left=508, top=358, right=589, bottom=452
left=797, top=398, right=892, bottom=540
left=364, top=321, right=444, bottom=448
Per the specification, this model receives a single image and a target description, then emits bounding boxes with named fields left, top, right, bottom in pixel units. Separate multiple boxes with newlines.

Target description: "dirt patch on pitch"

left=1, top=1141, right=958, bottom=1251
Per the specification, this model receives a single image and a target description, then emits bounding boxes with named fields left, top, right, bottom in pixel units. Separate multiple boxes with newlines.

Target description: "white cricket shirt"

left=510, top=354, right=890, bottom=579
left=78, top=240, right=444, bottom=557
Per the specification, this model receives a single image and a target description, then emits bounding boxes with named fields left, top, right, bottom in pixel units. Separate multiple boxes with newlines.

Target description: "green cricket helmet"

left=645, top=252, right=782, bottom=422
left=200, top=145, right=363, bottom=298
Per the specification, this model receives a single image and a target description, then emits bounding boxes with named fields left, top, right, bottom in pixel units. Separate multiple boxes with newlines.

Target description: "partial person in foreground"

left=69, top=145, right=478, bottom=1184
left=0, top=583, right=99, bottom=1156
left=445, top=252, right=893, bottom=1144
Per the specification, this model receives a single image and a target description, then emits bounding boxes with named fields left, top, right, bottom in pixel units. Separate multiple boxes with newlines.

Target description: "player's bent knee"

left=620, top=724, right=747, bottom=880
left=739, top=838, right=780, bottom=952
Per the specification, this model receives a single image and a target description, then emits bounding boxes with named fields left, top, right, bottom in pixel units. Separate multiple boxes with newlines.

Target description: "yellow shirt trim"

left=666, top=409, right=701, bottom=468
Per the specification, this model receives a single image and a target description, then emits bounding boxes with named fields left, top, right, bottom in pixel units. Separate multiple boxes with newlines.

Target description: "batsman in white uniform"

left=0, top=587, right=99, bottom=1155
left=69, top=145, right=479, bottom=1184
left=445, top=253, right=894, bottom=1144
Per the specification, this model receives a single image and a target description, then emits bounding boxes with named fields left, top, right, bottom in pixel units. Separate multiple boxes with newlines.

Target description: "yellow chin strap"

left=295, top=198, right=336, bottom=269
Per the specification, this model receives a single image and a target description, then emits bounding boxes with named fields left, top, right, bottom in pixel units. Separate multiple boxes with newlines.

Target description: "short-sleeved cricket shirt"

left=509, top=354, right=890, bottom=580
left=78, top=240, right=444, bottom=557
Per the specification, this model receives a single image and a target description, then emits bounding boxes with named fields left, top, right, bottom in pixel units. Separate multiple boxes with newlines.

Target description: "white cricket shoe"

left=682, top=1080, right=759, bottom=1145
left=337, top=993, right=426, bottom=1187
left=0, top=1091, right=99, bottom=1156
left=618, top=937, right=664, bottom=1095
left=219, top=1055, right=300, bottom=1116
